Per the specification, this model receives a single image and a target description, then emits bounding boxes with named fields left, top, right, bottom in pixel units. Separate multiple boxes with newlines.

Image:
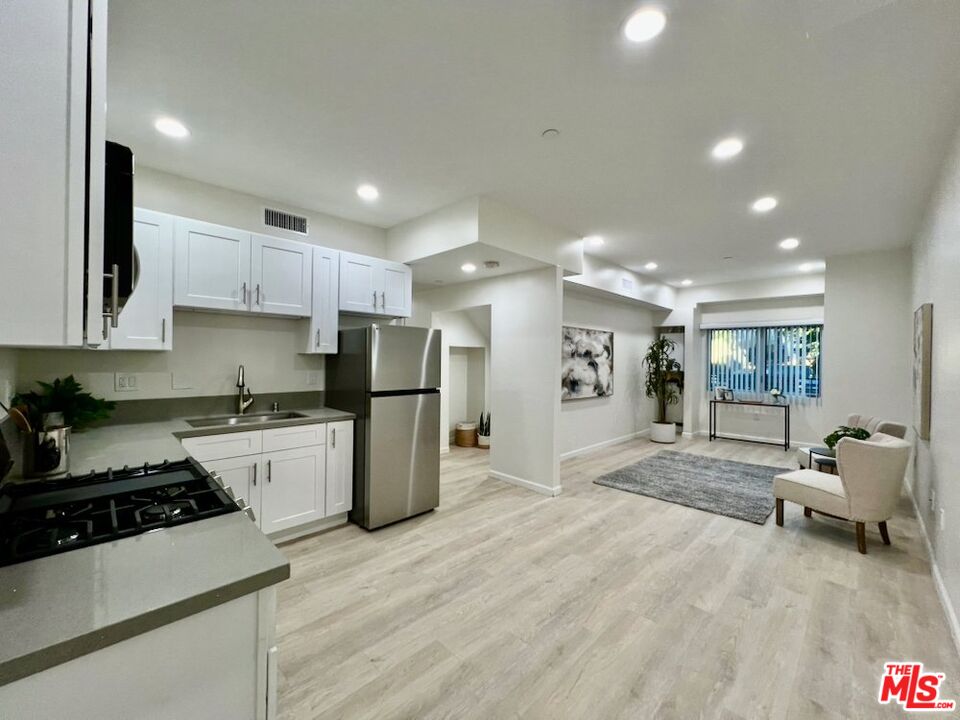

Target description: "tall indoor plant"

left=643, top=337, right=683, bottom=443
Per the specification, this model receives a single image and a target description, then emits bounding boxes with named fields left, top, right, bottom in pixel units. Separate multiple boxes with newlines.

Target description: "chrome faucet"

left=236, top=365, right=254, bottom=414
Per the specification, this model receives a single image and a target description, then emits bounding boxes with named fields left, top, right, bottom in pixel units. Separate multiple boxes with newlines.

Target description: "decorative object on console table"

left=769, top=388, right=783, bottom=403
left=643, top=336, right=682, bottom=443
left=477, top=412, right=490, bottom=449
left=561, top=326, right=614, bottom=400
left=11, top=376, right=114, bottom=478
left=913, top=303, right=933, bottom=440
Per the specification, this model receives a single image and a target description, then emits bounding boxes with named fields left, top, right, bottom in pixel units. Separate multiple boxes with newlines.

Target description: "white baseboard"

left=489, top=470, right=561, bottom=497
left=693, top=429, right=813, bottom=450
left=269, top=513, right=349, bottom=544
left=560, top=429, right=650, bottom=461
left=440, top=446, right=450, bottom=455
left=907, top=486, right=960, bottom=660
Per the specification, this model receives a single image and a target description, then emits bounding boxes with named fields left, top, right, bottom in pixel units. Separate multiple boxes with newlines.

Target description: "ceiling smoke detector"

left=483, top=260, right=501, bottom=269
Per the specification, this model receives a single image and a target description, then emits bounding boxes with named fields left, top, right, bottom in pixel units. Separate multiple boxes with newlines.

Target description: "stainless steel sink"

left=185, top=411, right=309, bottom=428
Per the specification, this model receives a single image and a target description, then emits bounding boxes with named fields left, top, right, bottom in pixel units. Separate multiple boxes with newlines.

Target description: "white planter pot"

left=477, top=434, right=490, bottom=449
left=650, top=422, right=677, bottom=444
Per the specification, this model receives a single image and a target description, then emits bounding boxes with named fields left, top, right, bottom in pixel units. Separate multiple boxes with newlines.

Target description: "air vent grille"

left=264, top=208, right=308, bottom=235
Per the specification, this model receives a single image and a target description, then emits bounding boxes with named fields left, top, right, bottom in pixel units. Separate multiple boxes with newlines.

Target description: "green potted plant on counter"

left=12, top=375, right=114, bottom=477
left=643, top=337, right=683, bottom=443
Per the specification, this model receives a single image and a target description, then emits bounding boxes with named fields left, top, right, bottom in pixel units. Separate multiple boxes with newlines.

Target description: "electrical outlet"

left=171, top=373, right=193, bottom=390
left=114, top=373, right=139, bottom=392
left=307, top=371, right=321, bottom=386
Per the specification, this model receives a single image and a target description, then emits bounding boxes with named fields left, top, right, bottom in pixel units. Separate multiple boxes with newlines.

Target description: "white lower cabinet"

left=260, top=445, right=325, bottom=534
left=203, top=455, right=262, bottom=528
left=185, top=421, right=353, bottom=538
left=325, top=421, right=354, bottom=515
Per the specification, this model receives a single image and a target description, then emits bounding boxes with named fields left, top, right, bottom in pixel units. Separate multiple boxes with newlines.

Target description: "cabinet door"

left=305, top=247, right=340, bottom=353
left=251, top=234, right=312, bottom=317
left=174, top=218, right=251, bottom=311
left=339, top=252, right=380, bottom=314
left=325, top=421, right=354, bottom=516
left=108, top=209, right=173, bottom=350
left=0, top=0, right=101, bottom=347
left=381, top=262, right=412, bottom=317
left=202, top=455, right=262, bottom=529
left=260, top=446, right=325, bottom=534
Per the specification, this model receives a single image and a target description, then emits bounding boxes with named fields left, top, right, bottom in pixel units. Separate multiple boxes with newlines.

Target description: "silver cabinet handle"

left=372, top=290, right=377, bottom=308
left=332, top=428, right=336, bottom=448
left=241, top=281, right=247, bottom=304
left=316, top=329, right=321, bottom=348
left=102, top=263, right=120, bottom=329
left=252, top=462, right=257, bottom=486
left=267, top=459, right=272, bottom=483
left=380, top=291, right=385, bottom=310
left=161, top=318, right=166, bottom=343
left=256, top=284, right=261, bottom=305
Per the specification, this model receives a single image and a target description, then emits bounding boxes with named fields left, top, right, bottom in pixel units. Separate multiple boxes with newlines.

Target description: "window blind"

left=707, top=324, right=822, bottom=398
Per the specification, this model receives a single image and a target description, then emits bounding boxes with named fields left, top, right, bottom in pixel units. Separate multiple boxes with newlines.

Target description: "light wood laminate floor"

left=275, top=437, right=959, bottom=720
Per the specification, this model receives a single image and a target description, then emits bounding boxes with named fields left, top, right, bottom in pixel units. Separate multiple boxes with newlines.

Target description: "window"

left=707, top=325, right=822, bottom=398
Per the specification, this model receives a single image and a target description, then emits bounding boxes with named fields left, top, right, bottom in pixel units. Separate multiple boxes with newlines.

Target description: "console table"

left=708, top=399, right=790, bottom=451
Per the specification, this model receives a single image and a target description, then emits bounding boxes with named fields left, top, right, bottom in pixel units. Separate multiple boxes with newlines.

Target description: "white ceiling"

left=107, top=0, right=960, bottom=286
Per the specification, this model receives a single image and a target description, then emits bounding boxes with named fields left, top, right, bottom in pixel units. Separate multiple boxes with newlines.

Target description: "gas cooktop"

left=0, top=458, right=241, bottom=567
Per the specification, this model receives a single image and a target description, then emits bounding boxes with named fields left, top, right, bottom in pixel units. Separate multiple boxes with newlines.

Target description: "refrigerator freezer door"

left=369, top=325, right=441, bottom=392
left=365, top=391, right=440, bottom=529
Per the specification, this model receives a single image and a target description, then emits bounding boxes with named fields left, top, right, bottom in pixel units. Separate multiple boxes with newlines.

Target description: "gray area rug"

left=594, top=450, right=783, bottom=524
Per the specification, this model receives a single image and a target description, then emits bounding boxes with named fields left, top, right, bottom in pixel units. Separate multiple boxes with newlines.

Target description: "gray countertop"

left=0, top=406, right=355, bottom=686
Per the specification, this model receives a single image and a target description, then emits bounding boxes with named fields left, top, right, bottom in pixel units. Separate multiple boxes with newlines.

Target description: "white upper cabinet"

left=251, top=234, right=312, bottom=316
left=108, top=209, right=173, bottom=351
left=0, top=0, right=106, bottom=347
left=304, top=247, right=340, bottom=354
left=382, top=263, right=412, bottom=317
left=339, top=251, right=412, bottom=317
left=174, top=218, right=252, bottom=312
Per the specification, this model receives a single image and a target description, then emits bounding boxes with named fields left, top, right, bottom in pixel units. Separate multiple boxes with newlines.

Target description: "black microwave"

left=102, top=141, right=135, bottom=324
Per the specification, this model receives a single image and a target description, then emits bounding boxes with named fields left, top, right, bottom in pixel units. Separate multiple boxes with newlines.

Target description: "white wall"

left=137, top=166, right=387, bottom=257
left=16, top=311, right=323, bottom=401
left=478, top=196, right=583, bottom=276
left=564, top=254, right=675, bottom=310
left=560, top=288, right=656, bottom=458
left=387, top=197, right=479, bottom=264
left=910, top=120, right=960, bottom=650
left=413, top=267, right=563, bottom=495
left=448, top=347, right=485, bottom=438
left=823, top=248, right=912, bottom=429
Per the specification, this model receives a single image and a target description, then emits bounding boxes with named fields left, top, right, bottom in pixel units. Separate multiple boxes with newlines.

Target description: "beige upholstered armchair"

left=796, top=414, right=908, bottom=469
left=774, top=432, right=911, bottom=553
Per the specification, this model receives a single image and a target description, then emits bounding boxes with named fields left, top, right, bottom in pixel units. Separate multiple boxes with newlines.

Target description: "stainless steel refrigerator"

left=325, top=325, right=441, bottom=529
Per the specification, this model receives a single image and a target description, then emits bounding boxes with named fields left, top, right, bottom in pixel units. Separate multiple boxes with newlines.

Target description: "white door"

left=339, top=252, right=380, bottom=314
left=0, top=0, right=103, bottom=347
left=381, top=262, right=412, bottom=317
left=325, top=421, right=354, bottom=516
left=305, top=247, right=340, bottom=353
left=260, top=446, right=325, bottom=534
left=251, top=234, right=312, bottom=316
left=174, top=218, right=251, bottom=311
left=202, top=455, right=263, bottom=528
left=108, top=209, right=173, bottom=350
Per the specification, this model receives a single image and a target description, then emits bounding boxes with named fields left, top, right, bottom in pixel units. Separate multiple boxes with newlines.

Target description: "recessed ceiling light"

left=644, top=262, right=658, bottom=271
left=623, top=7, right=667, bottom=43
left=461, top=262, right=477, bottom=274
left=584, top=235, right=605, bottom=247
left=751, top=196, right=778, bottom=213
left=711, top=137, right=744, bottom=161
left=356, top=184, right=379, bottom=201
left=680, top=279, right=693, bottom=286
left=779, top=237, right=800, bottom=250
left=798, top=262, right=819, bottom=272
left=154, top=116, right=189, bottom=139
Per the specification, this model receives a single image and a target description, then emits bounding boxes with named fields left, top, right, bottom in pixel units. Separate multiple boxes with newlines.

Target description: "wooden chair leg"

left=804, top=507, right=812, bottom=518
left=879, top=521, right=891, bottom=546
left=776, top=498, right=784, bottom=527
left=856, top=522, right=867, bottom=554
